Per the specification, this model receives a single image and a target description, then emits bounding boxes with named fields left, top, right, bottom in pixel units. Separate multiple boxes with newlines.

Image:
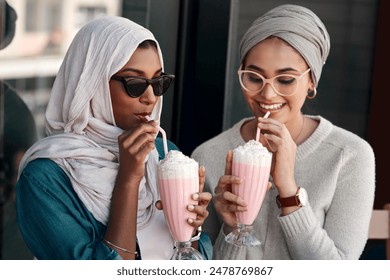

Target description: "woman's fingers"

left=117, top=122, right=158, bottom=176
left=118, top=122, right=157, bottom=152
left=214, top=175, right=241, bottom=194
left=186, top=190, right=212, bottom=227
left=187, top=203, right=209, bottom=227
left=222, top=190, right=247, bottom=207
left=214, top=175, right=246, bottom=209
left=224, top=150, right=233, bottom=176
left=192, top=191, right=212, bottom=205
left=187, top=204, right=208, bottom=218
left=267, top=181, right=272, bottom=191
left=198, top=166, right=206, bottom=193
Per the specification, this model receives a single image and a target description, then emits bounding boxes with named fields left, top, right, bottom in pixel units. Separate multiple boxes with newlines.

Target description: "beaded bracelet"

left=103, top=239, right=138, bottom=256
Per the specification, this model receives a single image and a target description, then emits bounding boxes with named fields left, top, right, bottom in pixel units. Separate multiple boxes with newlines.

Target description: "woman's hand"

left=213, top=150, right=247, bottom=232
left=186, top=166, right=212, bottom=229
left=107, top=120, right=158, bottom=260
left=213, top=150, right=272, bottom=233
left=117, top=120, right=158, bottom=184
left=257, top=116, right=298, bottom=197
left=155, top=166, right=212, bottom=229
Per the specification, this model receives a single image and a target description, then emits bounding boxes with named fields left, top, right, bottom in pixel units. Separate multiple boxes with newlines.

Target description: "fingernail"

left=237, top=197, right=247, bottom=207
left=187, top=204, right=195, bottom=211
left=235, top=177, right=243, bottom=183
left=192, top=193, right=199, bottom=200
left=188, top=218, right=194, bottom=224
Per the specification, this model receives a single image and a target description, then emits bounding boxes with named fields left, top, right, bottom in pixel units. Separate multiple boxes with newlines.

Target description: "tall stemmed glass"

left=148, top=116, right=204, bottom=260
left=157, top=150, right=204, bottom=260
left=225, top=140, right=272, bottom=246
left=225, top=112, right=272, bottom=247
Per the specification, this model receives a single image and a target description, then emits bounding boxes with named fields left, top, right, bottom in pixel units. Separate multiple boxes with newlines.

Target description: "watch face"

left=298, top=188, right=308, bottom=206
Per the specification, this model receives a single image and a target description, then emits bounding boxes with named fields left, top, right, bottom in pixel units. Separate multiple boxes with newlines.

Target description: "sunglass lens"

left=125, top=78, right=148, bottom=97
left=151, top=76, right=173, bottom=96
left=162, top=76, right=174, bottom=92
left=151, top=78, right=164, bottom=96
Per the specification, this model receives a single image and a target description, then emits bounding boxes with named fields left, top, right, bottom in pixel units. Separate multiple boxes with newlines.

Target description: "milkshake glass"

left=225, top=139, right=272, bottom=247
left=157, top=150, right=204, bottom=260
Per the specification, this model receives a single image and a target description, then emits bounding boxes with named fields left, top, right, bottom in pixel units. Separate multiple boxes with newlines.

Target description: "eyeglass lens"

left=239, top=71, right=301, bottom=96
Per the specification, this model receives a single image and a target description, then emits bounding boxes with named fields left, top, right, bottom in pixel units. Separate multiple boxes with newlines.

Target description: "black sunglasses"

left=111, top=73, right=175, bottom=98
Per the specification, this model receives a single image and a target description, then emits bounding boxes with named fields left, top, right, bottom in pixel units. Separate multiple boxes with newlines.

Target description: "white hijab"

left=18, top=16, right=164, bottom=229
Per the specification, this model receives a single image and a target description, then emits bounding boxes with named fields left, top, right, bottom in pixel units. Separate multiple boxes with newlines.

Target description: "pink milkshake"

left=226, top=139, right=272, bottom=246
left=157, top=150, right=203, bottom=259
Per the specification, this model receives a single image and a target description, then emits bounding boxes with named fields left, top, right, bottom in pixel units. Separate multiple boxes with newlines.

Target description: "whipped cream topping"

left=233, top=140, right=272, bottom=167
left=158, top=150, right=199, bottom=179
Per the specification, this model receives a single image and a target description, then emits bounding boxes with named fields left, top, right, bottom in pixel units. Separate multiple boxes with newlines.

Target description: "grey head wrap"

left=239, top=4, right=330, bottom=86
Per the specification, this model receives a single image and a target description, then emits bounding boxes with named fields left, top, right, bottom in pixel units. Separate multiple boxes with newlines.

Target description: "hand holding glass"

left=157, top=151, right=204, bottom=260
left=225, top=140, right=272, bottom=247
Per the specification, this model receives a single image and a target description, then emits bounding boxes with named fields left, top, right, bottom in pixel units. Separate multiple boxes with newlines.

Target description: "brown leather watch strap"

left=276, top=188, right=300, bottom=208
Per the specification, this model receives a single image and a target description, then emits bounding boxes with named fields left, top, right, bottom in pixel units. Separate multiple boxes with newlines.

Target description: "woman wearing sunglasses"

left=191, top=4, right=375, bottom=259
left=15, top=16, right=212, bottom=260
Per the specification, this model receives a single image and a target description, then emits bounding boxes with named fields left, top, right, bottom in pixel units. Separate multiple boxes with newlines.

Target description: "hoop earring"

left=307, top=87, right=317, bottom=99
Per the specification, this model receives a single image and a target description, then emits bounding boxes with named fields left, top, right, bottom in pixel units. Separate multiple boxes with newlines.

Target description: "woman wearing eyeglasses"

left=191, top=4, right=375, bottom=259
left=15, top=16, right=212, bottom=260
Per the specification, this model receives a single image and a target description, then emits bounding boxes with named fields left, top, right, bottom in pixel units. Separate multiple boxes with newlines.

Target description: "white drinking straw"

left=255, top=111, right=270, bottom=142
left=146, top=116, right=168, bottom=156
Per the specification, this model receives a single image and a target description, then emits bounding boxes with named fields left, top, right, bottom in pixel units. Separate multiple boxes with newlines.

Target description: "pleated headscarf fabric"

left=18, top=16, right=164, bottom=229
left=239, top=4, right=330, bottom=86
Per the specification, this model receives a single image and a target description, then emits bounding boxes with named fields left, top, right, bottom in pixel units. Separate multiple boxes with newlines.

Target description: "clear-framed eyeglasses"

left=238, top=68, right=311, bottom=96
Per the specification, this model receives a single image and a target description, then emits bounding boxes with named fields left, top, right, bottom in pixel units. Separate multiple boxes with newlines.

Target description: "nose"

left=260, top=81, right=278, bottom=98
left=139, top=84, right=157, bottom=105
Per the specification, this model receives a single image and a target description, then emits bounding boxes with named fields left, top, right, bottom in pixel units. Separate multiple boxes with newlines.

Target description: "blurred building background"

left=0, top=0, right=122, bottom=139
left=1, top=0, right=388, bottom=259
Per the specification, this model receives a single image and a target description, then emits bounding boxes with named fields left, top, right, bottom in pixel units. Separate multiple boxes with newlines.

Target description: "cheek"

left=112, top=100, right=139, bottom=130
left=243, top=93, right=257, bottom=109
left=296, top=86, right=309, bottom=104
left=111, top=99, right=122, bottom=122
left=109, top=83, right=136, bottom=129
left=285, top=93, right=306, bottom=114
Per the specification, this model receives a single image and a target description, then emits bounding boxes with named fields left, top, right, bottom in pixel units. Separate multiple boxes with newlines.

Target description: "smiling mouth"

left=260, top=103, right=284, bottom=110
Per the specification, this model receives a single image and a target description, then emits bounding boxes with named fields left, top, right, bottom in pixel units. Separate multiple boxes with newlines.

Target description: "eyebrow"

left=119, top=67, right=163, bottom=76
left=246, top=65, right=299, bottom=74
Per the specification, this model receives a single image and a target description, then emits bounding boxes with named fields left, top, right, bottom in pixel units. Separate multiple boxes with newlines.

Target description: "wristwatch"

left=276, top=187, right=308, bottom=208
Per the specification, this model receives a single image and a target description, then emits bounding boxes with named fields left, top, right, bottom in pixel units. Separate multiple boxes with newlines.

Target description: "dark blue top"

left=16, top=138, right=212, bottom=260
